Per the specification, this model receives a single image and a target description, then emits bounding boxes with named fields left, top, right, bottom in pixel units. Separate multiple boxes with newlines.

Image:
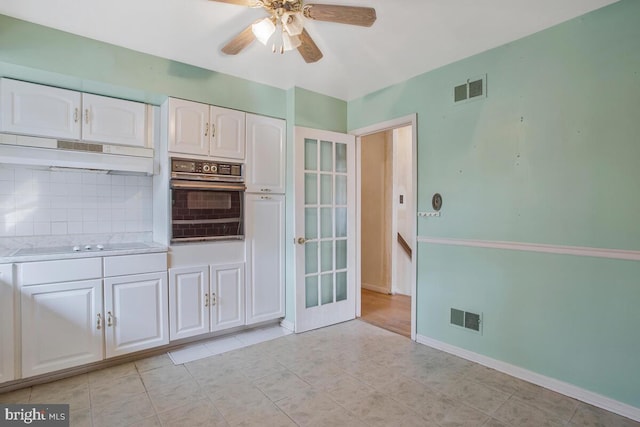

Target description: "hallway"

left=360, top=288, right=411, bottom=337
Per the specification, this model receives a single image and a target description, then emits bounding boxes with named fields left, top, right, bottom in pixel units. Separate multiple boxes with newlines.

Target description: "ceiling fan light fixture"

left=282, top=32, right=301, bottom=51
left=282, top=12, right=304, bottom=36
left=252, top=17, right=276, bottom=45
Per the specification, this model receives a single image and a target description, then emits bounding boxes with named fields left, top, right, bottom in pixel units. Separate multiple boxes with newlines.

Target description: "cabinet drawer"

left=20, top=258, right=102, bottom=286
left=104, top=253, right=167, bottom=277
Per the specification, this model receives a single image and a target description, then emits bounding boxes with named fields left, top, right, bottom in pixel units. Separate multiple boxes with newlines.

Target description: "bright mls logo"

left=0, top=405, right=69, bottom=427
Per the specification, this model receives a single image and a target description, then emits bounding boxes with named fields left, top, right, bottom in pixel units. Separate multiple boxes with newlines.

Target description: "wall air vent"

left=454, top=75, right=487, bottom=104
left=450, top=308, right=482, bottom=334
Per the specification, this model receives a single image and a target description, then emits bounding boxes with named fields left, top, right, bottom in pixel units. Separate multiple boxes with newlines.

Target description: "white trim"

left=416, top=334, right=640, bottom=422
left=279, top=319, right=294, bottom=332
left=361, top=282, right=391, bottom=294
left=352, top=113, right=418, bottom=341
left=418, top=236, right=640, bottom=262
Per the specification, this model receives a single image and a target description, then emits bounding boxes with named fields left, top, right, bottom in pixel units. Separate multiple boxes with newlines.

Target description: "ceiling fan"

left=212, top=0, right=377, bottom=63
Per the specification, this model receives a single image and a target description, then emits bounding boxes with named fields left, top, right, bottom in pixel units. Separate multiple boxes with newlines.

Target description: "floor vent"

left=453, top=75, right=487, bottom=103
left=450, top=308, right=482, bottom=333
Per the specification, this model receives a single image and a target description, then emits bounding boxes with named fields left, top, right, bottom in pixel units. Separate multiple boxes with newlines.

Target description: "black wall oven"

left=170, top=157, right=245, bottom=243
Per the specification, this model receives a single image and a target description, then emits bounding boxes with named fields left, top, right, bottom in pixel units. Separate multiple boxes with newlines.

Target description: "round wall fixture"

left=432, top=193, right=442, bottom=211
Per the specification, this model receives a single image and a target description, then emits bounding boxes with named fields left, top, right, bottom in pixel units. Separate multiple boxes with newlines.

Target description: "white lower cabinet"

left=19, top=253, right=168, bottom=378
left=21, top=279, right=103, bottom=377
left=0, top=264, right=15, bottom=383
left=169, top=263, right=245, bottom=341
left=245, top=194, right=285, bottom=325
left=104, top=272, right=168, bottom=358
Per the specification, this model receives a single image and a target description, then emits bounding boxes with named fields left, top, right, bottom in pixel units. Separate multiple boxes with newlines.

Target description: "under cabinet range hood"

left=0, top=133, right=154, bottom=175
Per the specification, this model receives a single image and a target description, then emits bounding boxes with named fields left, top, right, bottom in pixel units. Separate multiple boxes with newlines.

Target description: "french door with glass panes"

left=294, top=127, right=356, bottom=333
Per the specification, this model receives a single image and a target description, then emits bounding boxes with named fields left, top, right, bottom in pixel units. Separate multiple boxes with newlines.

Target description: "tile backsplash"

left=0, top=165, right=153, bottom=237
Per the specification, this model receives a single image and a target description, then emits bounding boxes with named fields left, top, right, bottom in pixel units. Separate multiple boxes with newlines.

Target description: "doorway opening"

left=355, top=117, right=416, bottom=339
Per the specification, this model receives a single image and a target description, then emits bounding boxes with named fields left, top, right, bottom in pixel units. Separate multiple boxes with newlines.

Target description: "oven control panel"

left=171, top=158, right=242, bottom=178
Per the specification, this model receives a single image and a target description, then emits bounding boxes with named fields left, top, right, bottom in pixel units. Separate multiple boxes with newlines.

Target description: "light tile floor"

left=1, top=320, right=638, bottom=427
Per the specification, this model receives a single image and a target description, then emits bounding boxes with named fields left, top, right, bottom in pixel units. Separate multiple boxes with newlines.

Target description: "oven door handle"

left=170, top=180, right=246, bottom=191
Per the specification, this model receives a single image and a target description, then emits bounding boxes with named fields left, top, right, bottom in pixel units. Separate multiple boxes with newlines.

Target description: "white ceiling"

left=0, top=0, right=619, bottom=101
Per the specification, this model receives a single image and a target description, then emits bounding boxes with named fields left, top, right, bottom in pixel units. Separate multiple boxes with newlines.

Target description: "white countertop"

left=0, top=241, right=167, bottom=263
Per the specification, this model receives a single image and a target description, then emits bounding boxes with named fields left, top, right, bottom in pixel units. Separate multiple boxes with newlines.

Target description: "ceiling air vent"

left=454, top=75, right=487, bottom=104
left=450, top=308, right=482, bottom=334
left=57, top=140, right=105, bottom=153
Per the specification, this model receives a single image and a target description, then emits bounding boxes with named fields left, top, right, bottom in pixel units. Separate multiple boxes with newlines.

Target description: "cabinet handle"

left=205, top=123, right=209, bottom=137
left=85, top=109, right=90, bottom=124
left=107, top=311, right=113, bottom=327
left=260, top=196, right=272, bottom=200
left=211, top=293, right=216, bottom=306
left=97, top=313, right=102, bottom=330
left=204, top=293, right=209, bottom=308
left=211, top=124, right=216, bottom=138
left=73, top=108, right=79, bottom=123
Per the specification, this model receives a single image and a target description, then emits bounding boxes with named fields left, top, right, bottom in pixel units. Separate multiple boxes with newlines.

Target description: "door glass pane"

left=321, top=273, right=334, bottom=305
left=335, top=207, right=347, bottom=238
left=336, top=239, right=347, bottom=270
left=320, top=140, right=333, bottom=172
left=321, top=240, right=333, bottom=272
left=335, top=175, right=346, bottom=205
left=336, top=272, right=347, bottom=302
left=320, top=175, right=333, bottom=205
left=321, top=207, right=333, bottom=238
left=305, top=275, right=319, bottom=308
left=305, top=174, right=317, bottom=204
left=305, top=241, right=318, bottom=274
left=305, top=208, right=318, bottom=239
left=336, top=143, right=347, bottom=173
left=305, top=139, right=318, bottom=170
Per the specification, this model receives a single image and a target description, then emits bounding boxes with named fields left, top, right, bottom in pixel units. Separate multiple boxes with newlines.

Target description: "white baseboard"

left=362, top=282, right=391, bottom=294
left=279, top=319, right=295, bottom=332
left=416, top=334, right=640, bottom=422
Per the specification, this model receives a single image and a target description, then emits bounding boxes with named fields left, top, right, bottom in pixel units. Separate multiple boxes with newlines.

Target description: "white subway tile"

left=125, top=175, right=138, bottom=186
left=14, top=169, right=33, bottom=182
left=0, top=222, right=16, bottom=237
left=68, top=221, right=83, bottom=234
left=34, top=222, right=52, bottom=236
left=125, top=220, right=140, bottom=232
left=0, top=167, right=14, bottom=181
left=83, top=209, right=98, bottom=221
left=15, top=222, right=34, bottom=237
left=98, top=221, right=112, bottom=233
left=96, top=174, right=112, bottom=185
left=51, top=222, right=68, bottom=235
left=81, top=197, right=98, bottom=210
left=0, top=181, right=14, bottom=195
left=51, top=208, right=68, bottom=222
left=68, top=209, right=83, bottom=221
left=81, top=172, right=98, bottom=185
left=112, top=221, right=126, bottom=232
left=83, top=222, right=99, bottom=234
left=82, top=184, right=97, bottom=197
left=111, top=175, right=125, bottom=185
left=33, top=208, right=51, bottom=222
left=96, top=185, right=111, bottom=199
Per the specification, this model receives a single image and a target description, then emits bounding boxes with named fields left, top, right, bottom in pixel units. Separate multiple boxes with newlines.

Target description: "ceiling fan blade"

left=303, top=4, right=377, bottom=27
left=297, top=29, right=323, bottom=63
left=221, top=24, right=256, bottom=55
left=209, top=0, right=256, bottom=6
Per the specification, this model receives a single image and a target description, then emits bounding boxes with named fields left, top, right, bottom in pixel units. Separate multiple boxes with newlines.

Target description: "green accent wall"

left=294, top=87, right=347, bottom=133
left=349, top=0, right=640, bottom=408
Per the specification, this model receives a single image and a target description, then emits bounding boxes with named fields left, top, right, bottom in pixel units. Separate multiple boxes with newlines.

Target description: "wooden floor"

left=360, top=288, right=411, bottom=337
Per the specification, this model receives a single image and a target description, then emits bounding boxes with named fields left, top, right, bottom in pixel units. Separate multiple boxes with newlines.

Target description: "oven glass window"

left=172, top=188, right=243, bottom=241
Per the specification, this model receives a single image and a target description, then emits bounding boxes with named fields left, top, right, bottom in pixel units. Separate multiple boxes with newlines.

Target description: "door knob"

left=296, top=237, right=307, bottom=244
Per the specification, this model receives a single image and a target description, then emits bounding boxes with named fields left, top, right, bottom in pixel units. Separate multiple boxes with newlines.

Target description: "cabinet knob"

left=211, top=293, right=217, bottom=306
left=107, top=311, right=113, bottom=327
left=260, top=188, right=272, bottom=193
left=260, top=196, right=272, bottom=200
left=73, top=108, right=79, bottom=123
left=211, top=123, right=216, bottom=138
left=204, top=293, right=209, bottom=307
left=205, top=123, right=209, bottom=137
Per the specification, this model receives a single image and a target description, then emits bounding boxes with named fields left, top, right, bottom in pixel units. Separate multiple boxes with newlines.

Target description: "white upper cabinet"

left=168, top=98, right=209, bottom=156
left=210, top=106, right=245, bottom=160
left=1, top=78, right=81, bottom=140
left=81, top=93, right=146, bottom=147
left=0, top=264, right=14, bottom=383
left=245, top=114, right=285, bottom=194
left=0, top=78, right=147, bottom=148
left=167, top=98, right=245, bottom=160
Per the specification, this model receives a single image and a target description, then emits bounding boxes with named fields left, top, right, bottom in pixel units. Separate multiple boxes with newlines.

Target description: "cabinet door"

left=21, top=280, right=103, bottom=377
left=104, top=272, right=169, bottom=358
left=0, top=264, right=14, bottom=383
left=81, top=93, right=146, bottom=147
left=210, top=263, right=245, bottom=332
left=245, top=114, right=286, bottom=194
left=0, top=78, right=81, bottom=140
left=168, top=98, right=210, bottom=156
left=169, top=266, right=210, bottom=341
left=210, top=106, right=245, bottom=160
left=245, top=194, right=285, bottom=324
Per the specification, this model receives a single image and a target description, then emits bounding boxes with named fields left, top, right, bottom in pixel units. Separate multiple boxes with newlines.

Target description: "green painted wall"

left=294, top=87, right=347, bottom=133
left=349, top=0, right=640, bottom=408
left=0, top=15, right=286, bottom=117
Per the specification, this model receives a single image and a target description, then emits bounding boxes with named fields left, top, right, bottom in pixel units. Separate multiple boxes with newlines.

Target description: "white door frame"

left=352, top=114, right=418, bottom=341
